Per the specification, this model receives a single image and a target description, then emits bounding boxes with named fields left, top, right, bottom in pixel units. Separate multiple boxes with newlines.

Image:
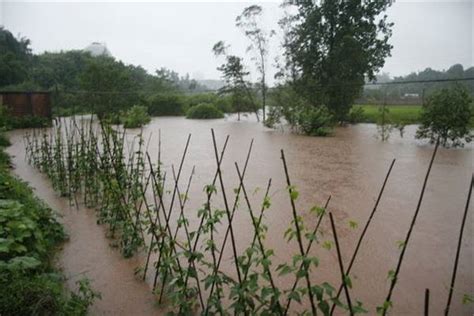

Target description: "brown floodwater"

left=7, top=115, right=473, bottom=315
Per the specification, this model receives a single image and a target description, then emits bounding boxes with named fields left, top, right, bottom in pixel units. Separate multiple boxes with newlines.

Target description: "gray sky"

left=1, top=0, right=472, bottom=84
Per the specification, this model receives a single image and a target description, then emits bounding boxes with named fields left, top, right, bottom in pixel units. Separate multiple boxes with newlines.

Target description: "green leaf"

left=263, top=196, right=271, bottom=210
left=353, top=301, right=368, bottom=314
left=322, top=282, right=335, bottom=296
left=276, top=263, right=293, bottom=276
left=462, top=294, right=473, bottom=305
left=387, top=270, right=396, bottom=281
left=318, top=300, right=330, bottom=315
left=396, top=240, right=406, bottom=250
left=349, top=220, right=358, bottom=229
left=376, top=300, right=392, bottom=315
left=344, top=274, right=353, bottom=289
left=288, top=185, right=299, bottom=201
left=288, top=290, right=301, bottom=303
left=310, top=206, right=325, bottom=217
left=322, top=241, right=332, bottom=250
left=311, top=285, right=323, bottom=300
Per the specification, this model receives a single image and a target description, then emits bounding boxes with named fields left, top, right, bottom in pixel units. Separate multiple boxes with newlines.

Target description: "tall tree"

left=213, top=41, right=259, bottom=121
left=80, top=56, right=138, bottom=117
left=0, top=27, right=32, bottom=87
left=282, top=0, right=393, bottom=122
left=236, top=5, right=273, bottom=123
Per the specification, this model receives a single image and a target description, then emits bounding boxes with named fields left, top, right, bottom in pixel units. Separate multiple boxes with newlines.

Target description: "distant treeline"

left=360, top=64, right=474, bottom=105
left=0, top=27, right=233, bottom=118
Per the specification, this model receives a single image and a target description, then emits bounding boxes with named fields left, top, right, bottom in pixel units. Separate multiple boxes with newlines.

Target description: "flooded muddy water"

left=7, top=115, right=473, bottom=315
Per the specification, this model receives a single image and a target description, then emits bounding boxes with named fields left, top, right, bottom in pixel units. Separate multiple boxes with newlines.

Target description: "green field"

left=354, top=104, right=474, bottom=126
left=354, top=104, right=422, bottom=125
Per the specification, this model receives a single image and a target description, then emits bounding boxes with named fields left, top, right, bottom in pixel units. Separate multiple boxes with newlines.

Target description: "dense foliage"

left=0, top=136, right=98, bottom=315
left=147, top=93, right=186, bottom=116
left=0, top=27, right=32, bottom=87
left=186, top=103, right=224, bottom=119
left=416, top=86, right=473, bottom=147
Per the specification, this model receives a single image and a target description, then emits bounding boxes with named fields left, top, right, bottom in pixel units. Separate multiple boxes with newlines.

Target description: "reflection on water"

left=7, top=115, right=473, bottom=315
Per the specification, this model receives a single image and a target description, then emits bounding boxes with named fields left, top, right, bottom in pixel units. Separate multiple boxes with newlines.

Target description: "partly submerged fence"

left=23, top=117, right=472, bottom=315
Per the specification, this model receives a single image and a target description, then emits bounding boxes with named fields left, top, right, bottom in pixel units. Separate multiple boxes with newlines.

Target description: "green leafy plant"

left=121, top=105, right=151, bottom=128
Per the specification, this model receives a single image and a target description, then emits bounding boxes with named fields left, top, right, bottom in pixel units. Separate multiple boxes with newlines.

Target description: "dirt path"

left=6, top=132, right=159, bottom=315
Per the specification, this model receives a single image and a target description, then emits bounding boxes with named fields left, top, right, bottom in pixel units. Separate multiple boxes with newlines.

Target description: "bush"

left=186, top=103, right=224, bottom=119
left=0, top=133, right=10, bottom=147
left=416, top=85, right=473, bottom=147
left=186, top=93, right=233, bottom=113
left=147, top=93, right=186, bottom=116
left=347, top=106, right=366, bottom=124
left=296, top=105, right=334, bottom=136
left=268, top=85, right=334, bottom=136
left=121, top=105, right=151, bottom=128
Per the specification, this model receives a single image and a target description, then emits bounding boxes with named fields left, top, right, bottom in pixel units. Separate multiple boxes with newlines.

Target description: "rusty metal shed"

left=0, top=91, right=52, bottom=118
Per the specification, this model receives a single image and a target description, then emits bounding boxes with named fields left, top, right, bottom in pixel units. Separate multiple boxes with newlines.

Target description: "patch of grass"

left=354, top=104, right=422, bottom=125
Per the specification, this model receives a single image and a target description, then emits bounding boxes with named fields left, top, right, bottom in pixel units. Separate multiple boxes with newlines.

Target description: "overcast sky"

left=1, top=0, right=472, bottom=84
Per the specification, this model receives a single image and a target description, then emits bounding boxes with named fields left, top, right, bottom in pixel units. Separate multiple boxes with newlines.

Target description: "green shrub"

left=186, top=103, right=224, bottom=119
left=416, top=85, right=473, bottom=147
left=0, top=103, right=51, bottom=129
left=147, top=93, right=186, bottom=116
left=11, top=116, right=52, bottom=129
left=296, top=105, right=334, bottom=136
left=214, top=95, right=233, bottom=113
left=121, top=105, right=151, bottom=128
left=0, top=133, right=10, bottom=147
left=186, top=93, right=233, bottom=113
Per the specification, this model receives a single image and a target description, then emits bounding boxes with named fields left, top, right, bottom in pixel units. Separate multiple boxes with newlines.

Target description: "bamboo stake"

left=284, top=195, right=331, bottom=315
left=330, top=159, right=395, bottom=315
left=444, top=174, right=473, bottom=315
left=329, top=212, right=354, bottom=315
left=281, top=149, right=317, bottom=316
left=382, top=141, right=439, bottom=315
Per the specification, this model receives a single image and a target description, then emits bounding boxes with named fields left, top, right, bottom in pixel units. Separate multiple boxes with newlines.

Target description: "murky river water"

left=7, top=115, right=473, bottom=315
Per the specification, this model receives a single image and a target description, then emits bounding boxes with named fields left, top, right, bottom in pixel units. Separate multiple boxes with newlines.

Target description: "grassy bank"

left=354, top=104, right=422, bottom=125
left=0, top=133, right=98, bottom=315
